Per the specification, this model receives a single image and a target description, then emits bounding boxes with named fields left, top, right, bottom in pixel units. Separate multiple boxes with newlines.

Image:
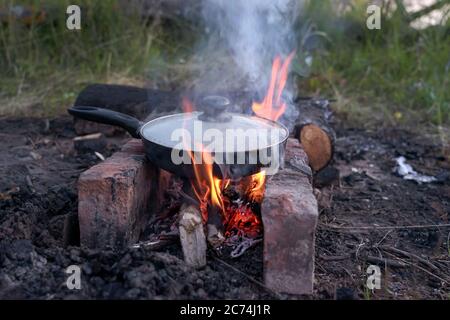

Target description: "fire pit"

left=77, top=135, right=317, bottom=295
left=74, top=54, right=318, bottom=295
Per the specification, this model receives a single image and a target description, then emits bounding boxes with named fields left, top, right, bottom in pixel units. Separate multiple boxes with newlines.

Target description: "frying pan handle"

left=68, top=106, right=142, bottom=138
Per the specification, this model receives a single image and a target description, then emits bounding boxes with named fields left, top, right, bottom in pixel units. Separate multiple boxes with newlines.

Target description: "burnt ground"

left=0, top=115, right=449, bottom=300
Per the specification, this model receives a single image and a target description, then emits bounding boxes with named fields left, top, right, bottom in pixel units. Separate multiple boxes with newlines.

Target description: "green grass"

left=300, top=0, right=450, bottom=127
left=1, top=0, right=449, bottom=132
left=0, top=0, right=196, bottom=116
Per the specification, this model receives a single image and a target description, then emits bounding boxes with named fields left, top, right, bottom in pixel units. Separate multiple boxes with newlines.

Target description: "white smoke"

left=202, top=0, right=301, bottom=93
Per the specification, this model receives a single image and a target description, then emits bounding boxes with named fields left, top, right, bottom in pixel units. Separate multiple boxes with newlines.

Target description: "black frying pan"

left=68, top=98, right=289, bottom=180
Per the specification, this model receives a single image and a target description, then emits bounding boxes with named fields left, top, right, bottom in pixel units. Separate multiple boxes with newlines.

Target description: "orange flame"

left=252, top=51, right=296, bottom=121
left=246, top=171, right=266, bottom=203
left=181, top=98, right=229, bottom=222
left=182, top=97, right=194, bottom=113
left=187, top=143, right=264, bottom=237
left=189, top=147, right=229, bottom=222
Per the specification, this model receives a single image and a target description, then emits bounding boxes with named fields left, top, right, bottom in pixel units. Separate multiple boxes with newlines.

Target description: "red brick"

left=262, top=138, right=318, bottom=295
left=78, top=139, right=168, bottom=248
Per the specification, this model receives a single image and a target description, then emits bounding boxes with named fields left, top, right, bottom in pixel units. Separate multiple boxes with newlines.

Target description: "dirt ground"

left=0, top=114, right=449, bottom=300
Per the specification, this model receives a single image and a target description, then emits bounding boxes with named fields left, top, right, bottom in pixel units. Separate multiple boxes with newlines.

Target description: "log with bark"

left=294, top=98, right=336, bottom=173
left=73, top=84, right=180, bottom=135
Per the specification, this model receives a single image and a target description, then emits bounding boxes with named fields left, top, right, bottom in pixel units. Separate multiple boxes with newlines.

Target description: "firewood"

left=179, top=204, right=207, bottom=269
left=73, top=84, right=180, bottom=135
left=295, top=99, right=336, bottom=172
left=73, top=84, right=251, bottom=120
left=74, top=84, right=179, bottom=118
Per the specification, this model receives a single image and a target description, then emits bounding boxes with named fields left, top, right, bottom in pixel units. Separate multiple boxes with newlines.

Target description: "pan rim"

left=139, top=111, right=290, bottom=153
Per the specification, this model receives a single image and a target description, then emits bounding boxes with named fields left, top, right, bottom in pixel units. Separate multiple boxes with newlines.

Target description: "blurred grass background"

left=0, top=0, right=449, bottom=131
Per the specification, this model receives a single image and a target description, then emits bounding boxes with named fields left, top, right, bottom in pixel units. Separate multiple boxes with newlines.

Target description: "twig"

left=380, top=245, right=441, bottom=273
left=355, top=241, right=366, bottom=259
left=447, top=231, right=450, bottom=257
left=212, top=256, right=283, bottom=300
left=25, top=175, right=35, bottom=194
left=409, top=0, right=450, bottom=22
left=376, top=230, right=394, bottom=246
left=319, top=222, right=450, bottom=232
left=130, top=236, right=178, bottom=250
left=383, top=251, right=450, bottom=284
left=319, top=254, right=351, bottom=261
left=366, top=255, right=407, bottom=268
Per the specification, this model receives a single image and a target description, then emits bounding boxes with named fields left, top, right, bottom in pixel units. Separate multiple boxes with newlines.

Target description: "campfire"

left=72, top=51, right=320, bottom=295
left=174, top=53, right=295, bottom=263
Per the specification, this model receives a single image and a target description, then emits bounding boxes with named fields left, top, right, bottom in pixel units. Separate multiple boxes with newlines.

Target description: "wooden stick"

left=130, top=236, right=178, bottom=250
left=383, top=251, right=450, bottom=284
left=319, top=222, right=450, bottom=231
left=319, top=254, right=351, bottom=262
left=380, top=245, right=441, bottom=273
left=179, top=204, right=207, bottom=269
left=366, top=255, right=407, bottom=268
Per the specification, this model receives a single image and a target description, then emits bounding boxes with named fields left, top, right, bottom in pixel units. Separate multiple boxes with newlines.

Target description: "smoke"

left=192, top=0, right=302, bottom=129
left=204, top=0, right=300, bottom=87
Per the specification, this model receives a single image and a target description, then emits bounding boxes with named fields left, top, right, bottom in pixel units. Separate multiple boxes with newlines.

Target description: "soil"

left=0, top=115, right=449, bottom=300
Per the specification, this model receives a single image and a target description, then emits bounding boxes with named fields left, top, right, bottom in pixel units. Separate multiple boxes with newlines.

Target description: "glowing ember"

left=252, top=51, right=296, bottom=121
left=186, top=140, right=264, bottom=240
left=188, top=158, right=265, bottom=240
left=224, top=202, right=262, bottom=239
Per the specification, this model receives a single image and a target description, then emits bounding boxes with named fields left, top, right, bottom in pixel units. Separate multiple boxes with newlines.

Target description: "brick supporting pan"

left=262, top=138, right=318, bottom=295
left=78, top=139, right=169, bottom=248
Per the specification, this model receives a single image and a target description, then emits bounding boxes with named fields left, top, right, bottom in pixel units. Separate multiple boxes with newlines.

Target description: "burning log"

left=179, top=203, right=207, bottom=269
left=295, top=98, right=336, bottom=172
